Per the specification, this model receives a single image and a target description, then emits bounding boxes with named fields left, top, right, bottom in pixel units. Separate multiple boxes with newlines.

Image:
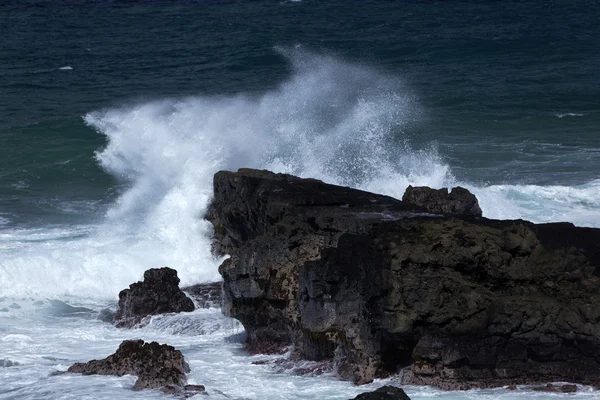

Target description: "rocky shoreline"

left=207, top=168, right=600, bottom=389
left=67, top=168, right=600, bottom=396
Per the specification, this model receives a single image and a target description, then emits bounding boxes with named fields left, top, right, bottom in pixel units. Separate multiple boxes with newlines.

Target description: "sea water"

left=1, top=1, right=599, bottom=398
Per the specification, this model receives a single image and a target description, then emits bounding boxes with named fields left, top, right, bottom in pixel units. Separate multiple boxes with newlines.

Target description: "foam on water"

left=0, top=302, right=597, bottom=400
left=555, top=112, right=586, bottom=118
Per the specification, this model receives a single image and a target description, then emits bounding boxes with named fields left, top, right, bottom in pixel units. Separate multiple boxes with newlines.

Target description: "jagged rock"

left=182, top=282, right=222, bottom=308
left=67, top=340, right=201, bottom=395
left=115, top=267, right=195, bottom=328
left=402, top=185, right=482, bottom=217
left=207, top=168, right=600, bottom=387
left=350, top=386, right=411, bottom=400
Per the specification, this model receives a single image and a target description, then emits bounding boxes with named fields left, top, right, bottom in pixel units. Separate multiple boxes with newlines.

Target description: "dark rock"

left=532, top=383, right=577, bottom=393
left=97, top=308, right=116, bottom=323
left=68, top=340, right=192, bottom=393
left=246, top=340, right=290, bottom=355
left=182, top=282, right=222, bottom=308
left=115, top=267, right=195, bottom=328
left=207, top=168, right=600, bottom=388
left=402, top=185, right=482, bottom=217
left=351, top=386, right=411, bottom=400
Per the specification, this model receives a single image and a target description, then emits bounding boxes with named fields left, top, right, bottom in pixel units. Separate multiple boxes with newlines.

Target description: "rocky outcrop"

left=402, top=185, right=482, bottom=217
left=207, top=168, right=600, bottom=388
left=67, top=340, right=204, bottom=396
left=115, top=267, right=195, bottom=328
left=350, top=386, right=411, bottom=400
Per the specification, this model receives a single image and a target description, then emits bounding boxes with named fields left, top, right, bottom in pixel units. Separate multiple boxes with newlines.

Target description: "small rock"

left=402, top=186, right=482, bottom=217
left=68, top=340, right=192, bottom=393
left=115, top=267, right=195, bottom=328
left=350, top=385, right=411, bottom=400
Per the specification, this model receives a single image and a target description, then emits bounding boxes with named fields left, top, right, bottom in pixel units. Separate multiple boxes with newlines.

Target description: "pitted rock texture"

left=115, top=267, right=195, bottom=328
left=402, top=185, right=482, bottom=217
left=67, top=340, right=203, bottom=395
left=207, top=168, right=600, bottom=388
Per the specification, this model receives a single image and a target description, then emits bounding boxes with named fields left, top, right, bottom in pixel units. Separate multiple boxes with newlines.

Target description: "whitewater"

left=1, top=51, right=599, bottom=399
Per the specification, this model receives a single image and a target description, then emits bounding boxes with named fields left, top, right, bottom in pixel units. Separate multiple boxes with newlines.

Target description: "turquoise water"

left=0, top=1, right=599, bottom=399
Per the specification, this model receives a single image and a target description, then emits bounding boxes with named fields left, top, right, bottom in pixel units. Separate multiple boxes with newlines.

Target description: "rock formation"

left=67, top=340, right=204, bottom=396
left=350, top=386, right=411, bottom=400
left=402, top=185, right=482, bottom=217
left=115, top=267, right=195, bottom=328
left=207, top=168, right=600, bottom=388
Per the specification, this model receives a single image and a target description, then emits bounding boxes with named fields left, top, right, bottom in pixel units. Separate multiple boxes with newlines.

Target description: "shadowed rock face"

left=207, top=168, right=600, bottom=388
left=115, top=267, right=195, bottom=328
left=402, top=185, right=482, bottom=217
left=67, top=340, right=204, bottom=395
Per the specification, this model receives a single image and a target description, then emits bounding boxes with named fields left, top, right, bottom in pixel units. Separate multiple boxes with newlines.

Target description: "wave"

left=555, top=112, right=586, bottom=118
left=0, top=48, right=598, bottom=299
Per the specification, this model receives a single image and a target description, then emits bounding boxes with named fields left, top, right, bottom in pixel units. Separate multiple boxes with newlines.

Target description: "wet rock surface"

left=532, top=383, right=578, bottom=393
left=115, top=267, right=195, bottom=328
left=182, top=282, right=223, bottom=309
left=67, top=340, right=203, bottom=396
left=402, top=185, right=482, bottom=217
left=350, top=386, right=411, bottom=400
left=207, top=168, right=600, bottom=388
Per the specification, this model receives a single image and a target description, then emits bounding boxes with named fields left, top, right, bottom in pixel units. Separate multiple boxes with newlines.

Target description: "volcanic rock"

left=115, top=267, right=195, bottom=328
left=350, top=386, right=411, bottom=400
left=207, top=168, right=600, bottom=387
left=67, top=340, right=203, bottom=396
left=402, top=185, right=482, bottom=217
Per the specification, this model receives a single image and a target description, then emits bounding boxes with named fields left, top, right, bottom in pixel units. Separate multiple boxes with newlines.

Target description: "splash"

left=0, top=49, right=449, bottom=299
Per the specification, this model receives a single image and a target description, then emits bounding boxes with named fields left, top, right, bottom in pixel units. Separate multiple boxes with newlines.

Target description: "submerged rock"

left=115, top=267, right=195, bottom=328
left=97, top=308, right=116, bottom=323
left=402, top=185, right=482, bottom=217
left=207, top=168, right=600, bottom=387
left=67, top=340, right=203, bottom=396
left=350, top=386, right=411, bottom=400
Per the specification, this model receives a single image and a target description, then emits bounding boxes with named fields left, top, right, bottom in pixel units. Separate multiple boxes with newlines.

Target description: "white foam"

left=471, top=180, right=600, bottom=227
left=555, top=112, right=586, bottom=118
left=59, top=66, right=73, bottom=71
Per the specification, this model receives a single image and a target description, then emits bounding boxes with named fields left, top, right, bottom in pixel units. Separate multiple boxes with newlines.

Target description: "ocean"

left=1, top=0, right=599, bottom=398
